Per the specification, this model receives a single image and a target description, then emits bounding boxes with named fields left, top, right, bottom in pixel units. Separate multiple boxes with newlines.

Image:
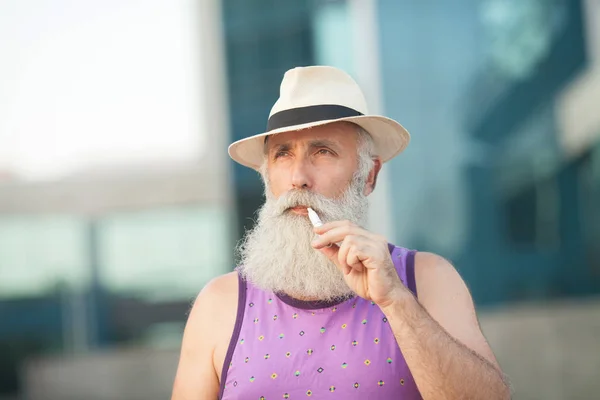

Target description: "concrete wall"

left=480, top=296, right=600, bottom=400
left=21, top=348, right=179, bottom=400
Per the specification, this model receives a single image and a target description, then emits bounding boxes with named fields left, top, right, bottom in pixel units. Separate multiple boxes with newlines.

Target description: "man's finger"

left=346, top=247, right=365, bottom=272
left=337, top=240, right=352, bottom=275
left=312, top=227, right=360, bottom=249
left=318, top=244, right=351, bottom=275
left=314, top=223, right=381, bottom=245
left=313, top=220, right=355, bottom=235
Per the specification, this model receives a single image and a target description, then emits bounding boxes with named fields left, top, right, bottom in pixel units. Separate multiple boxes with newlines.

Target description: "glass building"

left=222, top=0, right=316, bottom=238
left=375, top=0, right=600, bottom=305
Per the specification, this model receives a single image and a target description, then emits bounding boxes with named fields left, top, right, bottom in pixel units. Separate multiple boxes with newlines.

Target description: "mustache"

left=271, top=189, right=338, bottom=217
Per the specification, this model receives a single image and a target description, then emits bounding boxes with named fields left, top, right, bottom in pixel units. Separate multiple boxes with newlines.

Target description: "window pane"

left=97, top=206, right=232, bottom=300
left=0, top=215, right=89, bottom=298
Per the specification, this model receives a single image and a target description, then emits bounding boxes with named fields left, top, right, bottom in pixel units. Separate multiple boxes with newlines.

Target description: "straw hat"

left=228, top=66, right=410, bottom=170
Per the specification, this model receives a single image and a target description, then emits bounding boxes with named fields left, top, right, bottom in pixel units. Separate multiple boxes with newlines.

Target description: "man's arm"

left=171, top=272, right=238, bottom=400
left=381, top=252, right=511, bottom=400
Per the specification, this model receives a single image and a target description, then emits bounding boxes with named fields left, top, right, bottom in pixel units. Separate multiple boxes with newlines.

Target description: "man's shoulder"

left=175, top=271, right=240, bottom=396
left=387, top=246, right=455, bottom=284
left=190, top=271, right=239, bottom=320
left=414, top=251, right=452, bottom=269
left=413, top=251, right=461, bottom=278
left=191, top=271, right=239, bottom=316
left=184, top=272, right=240, bottom=347
left=413, top=251, right=469, bottom=302
left=386, top=245, right=447, bottom=268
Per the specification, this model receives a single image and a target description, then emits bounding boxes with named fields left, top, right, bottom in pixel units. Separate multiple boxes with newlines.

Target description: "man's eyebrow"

left=308, top=139, right=339, bottom=149
left=270, top=142, right=291, bottom=153
left=267, top=139, right=340, bottom=154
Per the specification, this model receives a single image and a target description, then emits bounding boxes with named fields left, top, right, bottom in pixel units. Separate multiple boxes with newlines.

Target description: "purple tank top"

left=219, top=244, right=422, bottom=399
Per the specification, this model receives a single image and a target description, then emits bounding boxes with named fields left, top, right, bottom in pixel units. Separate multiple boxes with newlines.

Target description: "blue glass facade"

left=377, top=0, right=597, bottom=305
left=222, top=0, right=315, bottom=238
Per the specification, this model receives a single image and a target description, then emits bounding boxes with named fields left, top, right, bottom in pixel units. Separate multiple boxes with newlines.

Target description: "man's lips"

left=288, top=206, right=309, bottom=216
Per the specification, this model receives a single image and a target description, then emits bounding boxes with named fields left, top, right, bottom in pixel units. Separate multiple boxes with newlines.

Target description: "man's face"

left=236, top=122, right=373, bottom=301
left=264, top=122, right=361, bottom=213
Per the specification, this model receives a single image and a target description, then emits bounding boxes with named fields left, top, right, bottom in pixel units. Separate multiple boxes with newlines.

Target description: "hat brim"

left=228, top=115, right=410, bottom=170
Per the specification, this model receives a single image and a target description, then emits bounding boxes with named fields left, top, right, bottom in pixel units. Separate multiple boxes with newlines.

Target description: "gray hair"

left=354, top=125, right=375, bottom=185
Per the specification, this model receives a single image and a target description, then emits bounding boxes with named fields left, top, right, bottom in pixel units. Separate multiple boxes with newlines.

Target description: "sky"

left=0, top=0, right=206, bottom=181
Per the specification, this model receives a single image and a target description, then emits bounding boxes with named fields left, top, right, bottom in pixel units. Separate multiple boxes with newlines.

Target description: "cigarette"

left=307, top=207, right=323, bottom=227
left=307, top=207, right=340, bottom=247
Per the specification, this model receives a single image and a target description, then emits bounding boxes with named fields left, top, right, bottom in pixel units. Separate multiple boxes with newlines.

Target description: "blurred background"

left=0, top=0, right=598, bottom=399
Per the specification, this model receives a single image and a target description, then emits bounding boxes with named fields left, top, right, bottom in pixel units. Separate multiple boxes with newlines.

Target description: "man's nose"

left=290, top=158, right=313, bottom=190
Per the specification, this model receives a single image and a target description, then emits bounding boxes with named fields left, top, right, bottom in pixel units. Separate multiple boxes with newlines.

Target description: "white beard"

left=236, top=175, right=369, bottom=301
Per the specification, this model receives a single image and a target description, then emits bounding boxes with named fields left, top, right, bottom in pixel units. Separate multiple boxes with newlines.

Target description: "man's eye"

left=274, top=151, right=289, bottom=159
left=317, top=149, right=333, bottom=155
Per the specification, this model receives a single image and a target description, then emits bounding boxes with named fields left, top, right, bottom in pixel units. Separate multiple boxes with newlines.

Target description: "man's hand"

left=311, top=220, right=410, bottom=308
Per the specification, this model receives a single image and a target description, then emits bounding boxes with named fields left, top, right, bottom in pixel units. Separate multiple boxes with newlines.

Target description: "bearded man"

left=171, top=66, right=511, bottom=399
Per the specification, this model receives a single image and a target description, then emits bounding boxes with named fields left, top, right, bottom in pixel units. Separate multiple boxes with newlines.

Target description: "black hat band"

left=267, top=104, right=363, bottom=132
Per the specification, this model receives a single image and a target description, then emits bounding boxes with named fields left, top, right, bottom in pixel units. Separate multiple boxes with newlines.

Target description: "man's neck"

left=278, top=291, right=355, bottom=303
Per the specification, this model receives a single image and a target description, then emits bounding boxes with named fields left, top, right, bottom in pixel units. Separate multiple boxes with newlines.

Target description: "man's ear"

left=363, top=158, right=382, bottom=196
